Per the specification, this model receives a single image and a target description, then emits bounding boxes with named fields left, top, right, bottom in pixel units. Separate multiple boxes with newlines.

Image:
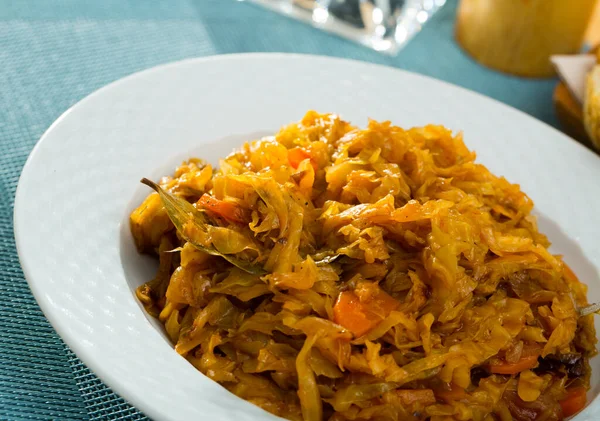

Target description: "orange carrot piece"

left=288, top=147, right=317, bottom=171
left=489, top=355, right=539, bottom=375
left=333, top=285, right=398, bottom=336
left=560, top=387, right=587, bottom=417
left=333, top=291, right=375, bottom=336
left=197, top=194, right=248, bottom=224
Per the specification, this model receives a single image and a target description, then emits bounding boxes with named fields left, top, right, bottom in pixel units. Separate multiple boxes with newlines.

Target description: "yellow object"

left=585, top=1, right=600, bottom=47
left=584, top=65, right=600, bottom=149
left=552, top=47, right=598, bottom=149
left=517, top=370, right=545, bottom=402
left=132, top=112, right=596, bottom=421
left=456, top=0, right=597, bottom=77
left=554, top=81, right=592, bottom=145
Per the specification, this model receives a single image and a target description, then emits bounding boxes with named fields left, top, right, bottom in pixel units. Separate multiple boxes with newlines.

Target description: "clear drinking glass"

left=246, top=0, right=446, bottom=54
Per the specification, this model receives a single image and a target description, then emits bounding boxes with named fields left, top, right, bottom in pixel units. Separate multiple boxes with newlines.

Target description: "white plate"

left=14, top=53, right=600, bottom=421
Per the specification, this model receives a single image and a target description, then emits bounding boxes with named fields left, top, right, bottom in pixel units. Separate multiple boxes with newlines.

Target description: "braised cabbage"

left=131, top=112, right=596, bottom=421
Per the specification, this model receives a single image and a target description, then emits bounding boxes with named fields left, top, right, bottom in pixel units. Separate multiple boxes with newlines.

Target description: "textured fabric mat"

left=0, top=0, right=561, bottom=419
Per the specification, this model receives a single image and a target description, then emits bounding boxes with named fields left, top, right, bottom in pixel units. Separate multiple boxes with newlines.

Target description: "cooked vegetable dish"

left=131, top=112, right=597, bottom=421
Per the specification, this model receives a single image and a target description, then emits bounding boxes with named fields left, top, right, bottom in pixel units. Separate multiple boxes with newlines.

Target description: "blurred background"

left=0, top=0, right=598, bottom=419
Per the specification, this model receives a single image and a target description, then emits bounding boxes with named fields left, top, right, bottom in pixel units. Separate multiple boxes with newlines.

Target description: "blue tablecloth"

left=0, top=1, right=560, bottom=419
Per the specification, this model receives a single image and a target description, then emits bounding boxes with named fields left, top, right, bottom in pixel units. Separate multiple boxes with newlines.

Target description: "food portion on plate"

left=130, top=111, right=597, bottom=421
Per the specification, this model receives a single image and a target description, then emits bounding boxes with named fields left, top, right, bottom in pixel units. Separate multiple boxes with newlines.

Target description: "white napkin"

left=551, top=54, right=597, bottom=104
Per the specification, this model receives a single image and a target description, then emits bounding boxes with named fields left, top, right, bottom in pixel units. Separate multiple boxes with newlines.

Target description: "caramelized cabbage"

left=132, top=111, right=596, bottom=421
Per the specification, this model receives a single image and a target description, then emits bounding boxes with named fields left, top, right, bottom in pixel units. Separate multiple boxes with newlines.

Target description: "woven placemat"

left=0, top=0, right=561, bottom=419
